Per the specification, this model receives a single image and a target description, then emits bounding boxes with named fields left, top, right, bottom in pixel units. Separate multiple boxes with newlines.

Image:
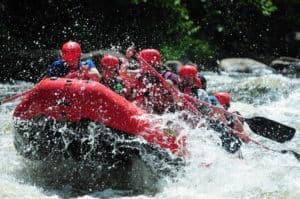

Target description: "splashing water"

left=0, top=73, right=300, bottom=198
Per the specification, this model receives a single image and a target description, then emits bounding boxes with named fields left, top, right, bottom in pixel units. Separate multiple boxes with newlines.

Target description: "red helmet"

left=61, top=41, right=82, bottom=61
left=100, top=54, right=119, bottom=69
left=179, top=65, right=197, bottom=78
left=214, top=92, right=231, bottom=106
left=139, top=49, right=161, bottom=65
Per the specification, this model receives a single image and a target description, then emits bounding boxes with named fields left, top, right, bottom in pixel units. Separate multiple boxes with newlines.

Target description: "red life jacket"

left=65, top=67, right=100, bottom=82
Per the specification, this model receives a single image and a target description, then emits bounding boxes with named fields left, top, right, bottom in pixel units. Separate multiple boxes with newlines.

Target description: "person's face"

left=103, top=68, right=118, bottom=80
left=65, top=58, right=79, bottom=70
left=62, top=52, right=80, bottom=70
left=181, top=76, right=194, bottom=87
left=126, top=49, right=135, bottom=58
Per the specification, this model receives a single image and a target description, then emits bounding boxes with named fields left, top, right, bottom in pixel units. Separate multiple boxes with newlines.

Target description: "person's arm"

left=82, top=59, right=101, bottom=81
left=230, top=115, right=250, bottom=143
left=119, top=57, right=128, bottom=73
left=210, top=106, right=250, bottom=143
left=196, top=89, right=210, bottom=103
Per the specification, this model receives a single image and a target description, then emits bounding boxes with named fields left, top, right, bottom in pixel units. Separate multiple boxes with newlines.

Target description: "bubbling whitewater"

left=0, top=73, right=300, bottom=198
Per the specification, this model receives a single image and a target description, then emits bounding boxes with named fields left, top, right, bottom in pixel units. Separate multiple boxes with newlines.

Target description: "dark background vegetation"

left=1, top=0, right=299, bottom=82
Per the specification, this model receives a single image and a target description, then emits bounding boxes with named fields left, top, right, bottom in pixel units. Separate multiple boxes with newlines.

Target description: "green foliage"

left=130, top=0, right=207, bottom=62
left=160, top=36, right=214, bottom=62
left=158, top=0, right=200, bottom=35
left=127, top=0, right=280, bottom=62
left=130, top=0, right=141, bottom=4
left=185, top=0, right=286, bottom=58
left=241, top=0, right=277, bottom=16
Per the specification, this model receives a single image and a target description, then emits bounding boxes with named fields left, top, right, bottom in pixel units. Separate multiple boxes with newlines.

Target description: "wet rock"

left=218, top=58, right=274, bottom=75
left=270, top=57, right=300, bottom=75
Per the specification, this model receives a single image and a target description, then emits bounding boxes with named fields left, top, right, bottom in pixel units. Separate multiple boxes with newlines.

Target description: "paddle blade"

left=245, top=117, right=296, bottom=143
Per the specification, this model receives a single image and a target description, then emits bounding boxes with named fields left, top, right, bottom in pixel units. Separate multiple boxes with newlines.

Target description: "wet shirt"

left=101, top=77, right=128, bottom=96
left=46, top=59, right=96, bottom=77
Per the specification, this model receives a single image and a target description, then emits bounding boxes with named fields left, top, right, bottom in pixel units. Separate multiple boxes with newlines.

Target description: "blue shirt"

left=46, top=59, right=96, bottom=77
left=209, top=95, right=219, bottom=105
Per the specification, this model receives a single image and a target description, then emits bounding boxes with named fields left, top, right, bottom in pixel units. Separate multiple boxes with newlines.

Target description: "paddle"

left=184, top=94, right=296, bottom=143
left=244, top=117, right=295, bottom=143
left=1, top=88, right=33, bottom=105
left=250, top=138, right=300, bottom=162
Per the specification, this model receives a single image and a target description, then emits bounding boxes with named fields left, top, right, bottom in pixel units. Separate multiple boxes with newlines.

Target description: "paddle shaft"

left=137, top=54, right=202, bottom=116
left=1, top=89, right=33, bottom=105
left=250, top=138, right=300, bottom=161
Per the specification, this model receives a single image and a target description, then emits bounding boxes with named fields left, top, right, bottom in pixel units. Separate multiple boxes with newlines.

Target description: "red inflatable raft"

left=13, top=78, right=186, bottom=164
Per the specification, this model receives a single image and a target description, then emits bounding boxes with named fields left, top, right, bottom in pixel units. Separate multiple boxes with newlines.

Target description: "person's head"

left=61, top=41, right=82, bottom=69
left=163, top=71, right=179, bottom=88
left=139, top=49, right=161, bottom=68
left=100, top=54, right=119, bottom=80
left=198, top=74, right=207, bottom=90
left=125, top=46, right=136, bottom=59
left=214, top=92, right=231, bottom=110
left=178, top=65, right=198, bottom=87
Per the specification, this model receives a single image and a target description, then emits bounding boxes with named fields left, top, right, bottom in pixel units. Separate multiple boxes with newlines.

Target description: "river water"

left=0, top=73, right=299, bottom=199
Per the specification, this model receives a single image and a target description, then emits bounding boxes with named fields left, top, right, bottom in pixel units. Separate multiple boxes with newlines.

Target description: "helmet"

left=61, top=41, right=82, bottom=61
left=100, top=55, right=119, bottom=69
left=214, top=92, right=231, bottom=106
left=179, top=65, right=197, bottom=78
left=139, top=49, right=161, bottom=65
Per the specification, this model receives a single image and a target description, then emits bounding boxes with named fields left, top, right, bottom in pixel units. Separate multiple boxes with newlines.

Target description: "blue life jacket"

left=46, top=59, right=96, bottom=77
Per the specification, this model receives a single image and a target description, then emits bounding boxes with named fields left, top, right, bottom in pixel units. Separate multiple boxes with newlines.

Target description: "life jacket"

left=101, top=76, right=132, bottom=99
left=65, top=66, right=90, bottom=80
left=65, top=60, right=99, bottom=81
left=48, top=59, right=99, bottom=81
